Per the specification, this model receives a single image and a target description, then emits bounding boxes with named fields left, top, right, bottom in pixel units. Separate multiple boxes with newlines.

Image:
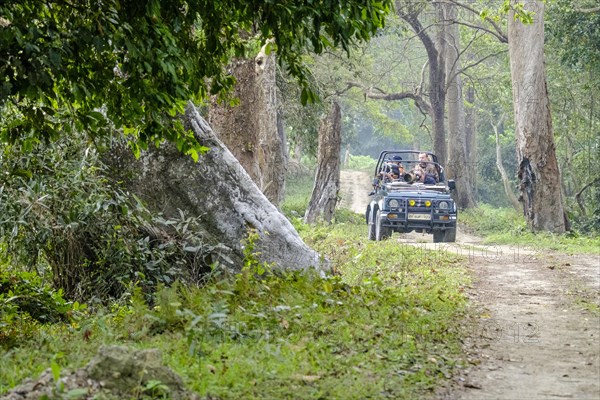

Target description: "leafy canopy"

left=547, top=0, right=600, bottom=71
left=0, top=0, right=392, bottom=155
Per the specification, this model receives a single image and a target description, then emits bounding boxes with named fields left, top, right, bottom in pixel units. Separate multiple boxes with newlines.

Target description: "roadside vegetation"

left=345, top=154, right=377, bottom=173
left=461, top=205, right=600, bottom=254
left=1, top=170, right=470, bottom=399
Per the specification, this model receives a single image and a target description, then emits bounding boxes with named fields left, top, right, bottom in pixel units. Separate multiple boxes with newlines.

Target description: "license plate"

left=408, top=213, right=431, bottom=220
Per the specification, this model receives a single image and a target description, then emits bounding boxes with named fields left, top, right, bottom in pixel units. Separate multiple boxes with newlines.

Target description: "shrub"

left=0, top=136, right=217, bottom=302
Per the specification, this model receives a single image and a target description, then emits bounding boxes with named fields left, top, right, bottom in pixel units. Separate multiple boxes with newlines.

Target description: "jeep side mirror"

left=448, top=180, right=456, bottom=190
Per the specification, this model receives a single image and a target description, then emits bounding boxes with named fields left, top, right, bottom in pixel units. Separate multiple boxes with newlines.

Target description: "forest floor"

left=339, top=170, right=600, bottom=400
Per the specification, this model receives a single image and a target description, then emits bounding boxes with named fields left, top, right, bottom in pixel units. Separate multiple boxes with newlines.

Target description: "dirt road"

left=339, top=170, right=600, bottom=400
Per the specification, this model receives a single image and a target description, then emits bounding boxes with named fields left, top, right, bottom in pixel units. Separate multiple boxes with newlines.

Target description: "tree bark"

left=443, top=3, right=476, bottom=209
left=208, top=58, right=260, bottom=181
left=108, top=103, right=328, bottom=273
left=508, top=0, right=567, bottom=232
left=208, top=42, right=285, bottom=206
left=304, top=101, right=342, bottom=224
left=255, top=42, right=286, bottom=205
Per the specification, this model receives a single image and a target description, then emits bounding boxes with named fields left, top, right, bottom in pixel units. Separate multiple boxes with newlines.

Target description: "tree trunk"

left=431, top=3, right=448, bottom=166
left=399, top=6, right=447, bottom=165
left=508, top=0, right=567, bottom=232
left=255, top=42, right=286, bottom=205
left=208, top=58, right=260, bottom=181
left=108, top=103, right=328, bottom=273
left=443, top=4, right=476, bottom=209
left=208, top=42, right=285, bottom=206
left=465, top=86, right=478, bottom=196
left=304, top=101, right=342, bottom=224
left=492, top=116, right=521, bottom=211
left=343, top=143, right=351, bottom=168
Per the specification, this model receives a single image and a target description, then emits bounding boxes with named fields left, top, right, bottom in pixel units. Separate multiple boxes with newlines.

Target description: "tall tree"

left=508, top=0, right=567, bottom=232
left=491, top=113, right=521, bottom=211
left=397, top=2, right=447, bottom=165
left=208, top=42, right=286, bottom=205
left=442, top=3, right=476, bottom=208
left=304, top=101, right=342, bottom=224
left=464, top=86, right=478, bottom=196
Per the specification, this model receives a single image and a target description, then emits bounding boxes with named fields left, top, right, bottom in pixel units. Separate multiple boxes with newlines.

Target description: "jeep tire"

left=433, top=230, right=445, bottom=243
left=444, top=227, right=457, bottom=243
left=375, top=209, right=392, bottom=241
left=368, top=211, right=376, bottom=241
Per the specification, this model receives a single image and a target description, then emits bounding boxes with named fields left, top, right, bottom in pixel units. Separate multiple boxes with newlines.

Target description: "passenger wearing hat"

left=384, top=155, right=404, bottom=181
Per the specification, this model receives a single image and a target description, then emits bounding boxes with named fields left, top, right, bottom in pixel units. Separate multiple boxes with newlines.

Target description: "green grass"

left=1, top=175, right=471, bottom=399
left=281, top=173, right=314, bottom=218
left=0, top=221, right=470, bottom=399
left=344, top=155, right=377, bottom=173
left=461, top=204, right=600, bottom=254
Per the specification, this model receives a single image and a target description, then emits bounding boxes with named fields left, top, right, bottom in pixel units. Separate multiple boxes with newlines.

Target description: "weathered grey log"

left=109, top=103, right=327, bottom=273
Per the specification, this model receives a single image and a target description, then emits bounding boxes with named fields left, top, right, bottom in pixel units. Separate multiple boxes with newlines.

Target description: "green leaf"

left=50, top=360, right=61, bottom=382
left=300, top=87, right=308, bottom=106
left=186, top=148, right=199, bottom=163
left=66, top=388, right=89, bottom=399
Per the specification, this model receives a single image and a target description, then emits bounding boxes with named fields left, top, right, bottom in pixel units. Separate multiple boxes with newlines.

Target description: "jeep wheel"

left=444, top=227, right=457, bottom=243
left=433, top=230, right=445, bottom=243
left=375, top=209, right=391, bottom=241
left=368, top=212, right=376, bottom=241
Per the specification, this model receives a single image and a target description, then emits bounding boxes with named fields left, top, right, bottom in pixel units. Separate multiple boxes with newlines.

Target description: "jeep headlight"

left=389, top=199, right=399, bottom=209
left=438, top=201, right=449, bottom=210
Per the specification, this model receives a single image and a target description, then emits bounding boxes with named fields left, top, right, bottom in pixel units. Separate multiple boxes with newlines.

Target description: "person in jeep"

left=413, top=152, right=438, bottom=184
left=381, top=155, right=404, bottom=181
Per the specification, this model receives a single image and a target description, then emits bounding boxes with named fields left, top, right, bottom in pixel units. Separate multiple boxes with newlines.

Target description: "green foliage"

left=281, top=171, right=315, bottom=219
left=461, top=205, right=527, bottom=237
left=0, top=137, right=218, bottom=301
left=309, top=16, right=432, bottom=155
left=0, top=266, right=86, bottom=348
left=0, top=215, right=469, bottom=399
left=277, top=67, right=325, bottom=158
left=547, top=0, right=600, bottom=71
left=142, top=379, right=170, bottom=399
left=0, top=0, right=392, bottom=151
left=545, top=4, right=600, bottom=229
left=461, top=205, right=600, bottom=254
left=345, top=154, right=377, bottom=172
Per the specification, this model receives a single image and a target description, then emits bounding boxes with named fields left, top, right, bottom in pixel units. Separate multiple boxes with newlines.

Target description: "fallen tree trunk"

left=108, top=103, right=327, bottom=273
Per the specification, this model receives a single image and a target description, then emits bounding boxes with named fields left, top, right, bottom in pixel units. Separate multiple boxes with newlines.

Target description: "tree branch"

left=447, top=0, right=508, bottom=43
left=450, top=49, right=508, bottom=84
left=574, top=6, right=600, bottom=13
left=452, top=20, right=508, bottom=43
left=344, top=81, right=433, bottom=116
left=575, top=177, right=600, bottom=216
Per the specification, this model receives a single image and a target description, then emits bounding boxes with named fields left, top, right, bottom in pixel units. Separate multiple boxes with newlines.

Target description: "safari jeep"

left=366, top=150, right=457, bottom=242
